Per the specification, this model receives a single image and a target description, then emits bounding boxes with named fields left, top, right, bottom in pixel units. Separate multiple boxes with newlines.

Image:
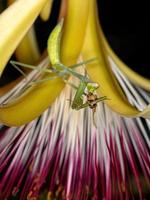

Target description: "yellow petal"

left=0, top=73, right=64, bottom=126
left=7, top=0, right=40, bottom=65
left=60, top=0, right=89, bottom=65
left=82, top=0, right=150, bottom=118
left=0, top=0, right=48, bottom=76
left=40, top=0, right=53, bottom=21
left=15, top=26, right=40, bottom=65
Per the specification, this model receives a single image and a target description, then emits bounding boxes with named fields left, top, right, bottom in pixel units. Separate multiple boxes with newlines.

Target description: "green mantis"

left=10, top=20, right=108, bottom=126
left=47, top=19, right=108, bottom=115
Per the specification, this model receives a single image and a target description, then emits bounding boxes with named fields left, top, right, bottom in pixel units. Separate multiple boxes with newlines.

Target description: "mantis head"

left=86, top=83, right=99, bottom=93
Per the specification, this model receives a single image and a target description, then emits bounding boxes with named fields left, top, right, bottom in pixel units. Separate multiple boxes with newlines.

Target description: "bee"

left=71, top=82, right=108, bottom=127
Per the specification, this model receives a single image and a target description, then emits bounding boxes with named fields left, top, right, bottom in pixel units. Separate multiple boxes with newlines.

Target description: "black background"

left=98, top=0, right=150, bottom=79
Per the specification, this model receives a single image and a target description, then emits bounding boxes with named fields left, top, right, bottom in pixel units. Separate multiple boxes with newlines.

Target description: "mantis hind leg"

left=94, top=96, right=109, bottom=104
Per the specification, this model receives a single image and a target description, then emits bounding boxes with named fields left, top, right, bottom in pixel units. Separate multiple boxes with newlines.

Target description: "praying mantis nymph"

left=47, top=19, right=108, bottom=125
left=10, top=19, right=108, bottom=127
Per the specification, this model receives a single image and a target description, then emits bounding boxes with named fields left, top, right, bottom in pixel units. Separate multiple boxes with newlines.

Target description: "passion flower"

left=0, top=0, right=149, bottom=199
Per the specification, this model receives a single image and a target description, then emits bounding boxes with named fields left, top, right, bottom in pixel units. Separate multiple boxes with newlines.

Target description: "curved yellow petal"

left=0, top=0, right=90, bottom=126
left=60, top=0, right=89, bottom=65
left=15, top=26, right=40, bottom=65
left=7, top=0, right=40, bottom=65
left=0, top=0, right=48, bottom=76
left=82, top=0, right=150, bottom=118
left=98, top=25, right=150, bottom=90
left=0, top=75, right=63, bottom=126
left=40, top=0, right=53, bottom=21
